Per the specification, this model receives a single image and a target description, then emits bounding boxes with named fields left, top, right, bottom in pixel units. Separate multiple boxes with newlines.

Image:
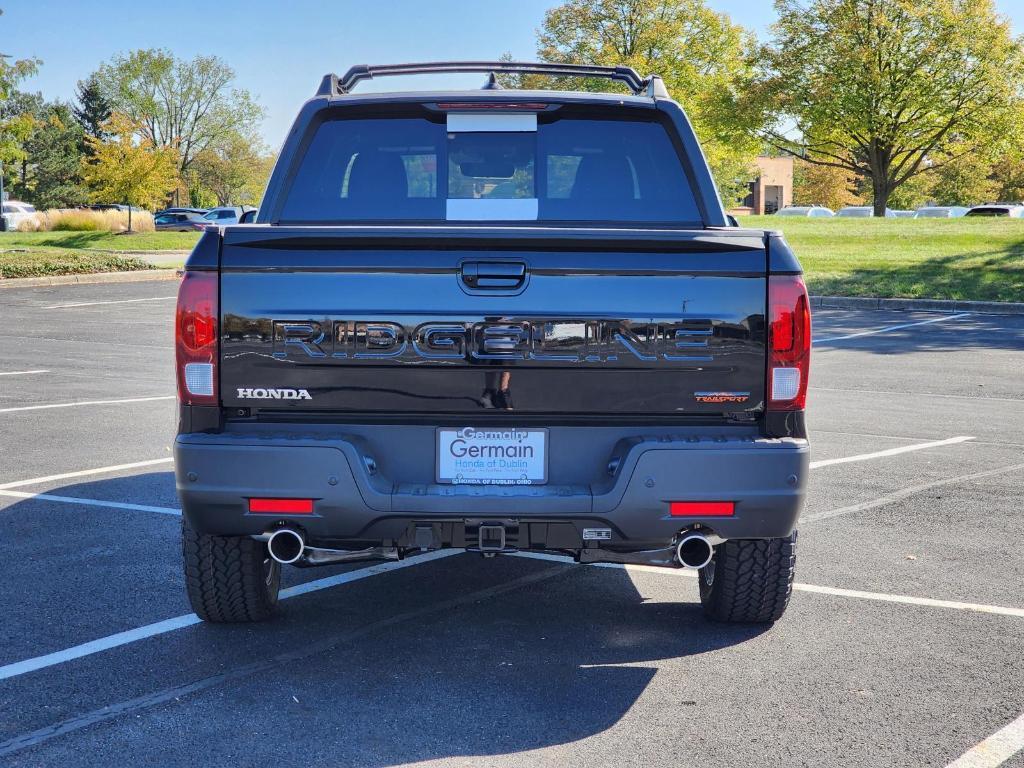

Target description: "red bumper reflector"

left=669, top=501, right=735, bottom=517
left=248, top=498, right=314, bottom=514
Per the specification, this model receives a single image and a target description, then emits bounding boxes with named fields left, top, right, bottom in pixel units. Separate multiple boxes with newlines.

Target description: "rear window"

left=966, top=207, right=1010, bottom=217
left=277, top=114, right=700, bottom=224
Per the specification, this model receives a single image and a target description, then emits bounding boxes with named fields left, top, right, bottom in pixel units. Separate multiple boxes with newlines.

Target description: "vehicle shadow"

left=2, top=474, right=770, bottom=765
left=814, top=305, right=1024, bottom=355
left=190, top=561, right=770, bottom=767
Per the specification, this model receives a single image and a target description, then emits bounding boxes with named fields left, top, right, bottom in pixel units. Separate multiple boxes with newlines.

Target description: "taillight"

left=175, top=271, right=218, bottom=405
left=767, top=275, right=811, bottom=411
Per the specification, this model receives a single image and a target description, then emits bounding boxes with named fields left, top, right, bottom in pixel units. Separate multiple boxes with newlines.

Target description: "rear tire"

left=698, top=533, right=796, bottom=623
left=182, top=517, right=281, bottom=623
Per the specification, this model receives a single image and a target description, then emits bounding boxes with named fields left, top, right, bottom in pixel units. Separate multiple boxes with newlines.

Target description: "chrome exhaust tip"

left=676, top=533, right=714, bottom=570
left=267, top=527, right=304, bottom=565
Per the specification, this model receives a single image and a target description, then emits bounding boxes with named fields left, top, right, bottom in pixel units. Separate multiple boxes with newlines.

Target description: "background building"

left=730, top=156, right=793, bottom=216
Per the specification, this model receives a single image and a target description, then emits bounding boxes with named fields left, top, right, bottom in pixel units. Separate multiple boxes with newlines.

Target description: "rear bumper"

left=175, top=428, right=809, bottom=549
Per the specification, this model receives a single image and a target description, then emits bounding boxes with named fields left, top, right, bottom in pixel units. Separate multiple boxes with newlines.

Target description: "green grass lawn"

left=746, top=216, right=1024, bottom=302
left=0, top=230, right=200, bottom=252
left=3, top=219, right=1024, bottom=301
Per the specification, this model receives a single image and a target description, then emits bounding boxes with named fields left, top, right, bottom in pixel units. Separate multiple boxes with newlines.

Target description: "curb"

left=0, top=269, right=179, bottom=289
left=810, top=295, right=1024, bottom=316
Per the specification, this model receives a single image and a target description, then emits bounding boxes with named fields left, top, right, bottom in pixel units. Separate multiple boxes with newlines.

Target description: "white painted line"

left=803, top=463, right=1024, bottom=523
left=0, top=395, right=174, bottom=414
left=0, top=550, right=459, bottom=682
left=946, top=712, right=1024, bottom=768
left=43, top=296, right=177, bottom=309
left=814, top=312, right=973, bottom=343
left=0, top=489, right=181, bottom=515
left=809, top=436, right=975, bottom=469
left=810, top=387, right=1024, bottom=404
left=0, top=458, right=173, bottom=490
left=509, top=552, right=1024, bottom=619
left=0, top=370, right=49, bottom=377
left=791, top=583, right=1024, bottom=619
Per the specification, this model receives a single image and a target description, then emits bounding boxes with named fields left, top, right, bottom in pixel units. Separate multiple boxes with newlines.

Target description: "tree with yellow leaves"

left=80, top=113, right=179, bottom=232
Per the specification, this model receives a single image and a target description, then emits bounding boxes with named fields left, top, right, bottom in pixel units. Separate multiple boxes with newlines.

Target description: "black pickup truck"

left=174, top=62, right=810, bottom=625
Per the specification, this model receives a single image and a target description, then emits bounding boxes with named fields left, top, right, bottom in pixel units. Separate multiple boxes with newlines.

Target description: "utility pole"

left=0, top=160, right=5, bottom=231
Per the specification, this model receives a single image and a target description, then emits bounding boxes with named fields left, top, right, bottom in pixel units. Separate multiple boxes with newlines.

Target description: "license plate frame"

left=436, top=427, right=548, bottom=486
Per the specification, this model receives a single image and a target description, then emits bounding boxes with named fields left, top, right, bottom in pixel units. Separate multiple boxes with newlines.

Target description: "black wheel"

left=698, top=533, right=797, bottom=624
left=182, top=516, right=281, bottom=623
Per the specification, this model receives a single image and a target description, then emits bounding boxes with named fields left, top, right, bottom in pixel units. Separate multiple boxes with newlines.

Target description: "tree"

left=0, top=90, right=42, bottom=194
left=0, top=9, right=42, bottom=196
left=532, top=0, right=764, bottom=205
left=72, top=74, right=111, bottom=153
left=792, top=159, right=863, bottom=210
left=94, top=49, right=264, bottom=177
left=928, top=151, right=997, bottom=206
left=755, top=0, right=1024, bottom=215
left=191, top=131, right=274, bottom=206
left=80, top=113, right=179, bottom=231
left=15, top=102, right=88, bottom=208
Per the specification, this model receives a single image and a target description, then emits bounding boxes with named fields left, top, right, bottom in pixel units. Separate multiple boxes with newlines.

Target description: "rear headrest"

left=570, top=153, right=635, bottom=200
left=346, top=150, right=409, bottom=199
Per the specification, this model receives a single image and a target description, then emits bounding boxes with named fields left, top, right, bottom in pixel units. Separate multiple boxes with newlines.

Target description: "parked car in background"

left=774, top=205, right=835, bottom=218
left=1, top=201, right=41, bottom=231
left=157, top=207, right=208, bottom=217
left=189, top=206, right=252, bottom=230
left=890, top=210, right=915, bottom=218
left=965, top=203, right=1024, bottom=218
left=86, top=204, right=146, bottom=213
left=835, top=206, right=895, bottom=218
left=914, top=206, right=969, bottom=218
left=155, top=211, right=206, bottom=231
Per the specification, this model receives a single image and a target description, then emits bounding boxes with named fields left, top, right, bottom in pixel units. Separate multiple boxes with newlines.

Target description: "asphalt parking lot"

left=0, top=279, right=1022, bottom=767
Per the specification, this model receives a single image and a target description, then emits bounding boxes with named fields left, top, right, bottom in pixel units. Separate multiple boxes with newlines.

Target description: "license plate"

left=437, top=427, right=547, bottom=485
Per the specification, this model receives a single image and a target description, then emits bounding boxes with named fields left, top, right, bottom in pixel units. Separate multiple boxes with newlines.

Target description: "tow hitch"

left=477, top=524, right=506, bottom=554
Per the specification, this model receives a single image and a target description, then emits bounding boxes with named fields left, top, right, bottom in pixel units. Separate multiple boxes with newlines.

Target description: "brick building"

left=729, top=156, right=794, bottom=216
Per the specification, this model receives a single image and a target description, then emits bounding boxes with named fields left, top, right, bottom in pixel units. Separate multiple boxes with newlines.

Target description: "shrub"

left=48, top=210, right=102, bottom=231
left=15, top=217, right=44, bottom=232
left=40, top=208, right=155, bottom=233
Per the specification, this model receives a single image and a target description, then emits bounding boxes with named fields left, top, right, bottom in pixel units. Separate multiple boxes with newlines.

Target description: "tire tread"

left=699, top=533, right=796, bottom=624
left=182, top=518, right=279, bottom=623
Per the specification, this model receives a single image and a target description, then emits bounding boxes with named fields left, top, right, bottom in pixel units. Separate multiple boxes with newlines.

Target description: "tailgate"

left=218, top=227, right=767, bottom=418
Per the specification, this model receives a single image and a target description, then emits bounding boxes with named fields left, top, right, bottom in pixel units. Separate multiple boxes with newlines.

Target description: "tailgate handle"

left=461, top=261, right=527, bottom=290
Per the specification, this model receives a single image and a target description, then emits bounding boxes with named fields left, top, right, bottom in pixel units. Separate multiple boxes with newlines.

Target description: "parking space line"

left=809, top=436, right=974, bottom=469
left=43, top=297, right=177, bottom=310
left=803, top=463, right=1024, bottom=523
left=814, top=313, right=973, bottom=343
left=0, top=370, right=49, bottom=377
left=0, top=395, right=174, bottom=414
left=0, top=550, right=460, bottom=682
left=0, top=458, right=173, bottom=490
left=946, top=712, right=1024, bottom=768
left=510, top=552, right=1024, bottom=619
left=0, top=563, right=566, bottom=759
left=0, top=489, right=181, bottom=515
left=811, top=387, right=1024, bottom=404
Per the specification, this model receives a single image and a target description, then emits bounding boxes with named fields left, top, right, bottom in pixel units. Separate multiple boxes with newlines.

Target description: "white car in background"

left=965, top=204, right=1024, bottom=218
left=915, top=206, right=969, bottom=218
left=835, top=206, right=896, bottom=218
left=1, top=201, right=41, bottom=231
left=774, top=205, right=835, bottom=217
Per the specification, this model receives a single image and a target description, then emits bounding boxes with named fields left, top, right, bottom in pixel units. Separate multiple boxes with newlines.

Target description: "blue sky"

left=6, top=0, right=1023, bottom=147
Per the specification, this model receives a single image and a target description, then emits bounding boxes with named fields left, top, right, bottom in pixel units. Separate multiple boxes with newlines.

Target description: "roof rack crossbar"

left=320, top=61, right=658, bottom=96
